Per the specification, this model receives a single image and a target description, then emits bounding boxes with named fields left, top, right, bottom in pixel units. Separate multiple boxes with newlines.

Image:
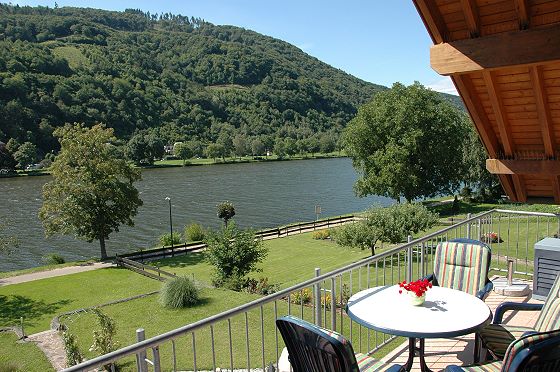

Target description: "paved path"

left=0, top=262, right=114, bottom=287
left=27, top=330, right=67, bottom=371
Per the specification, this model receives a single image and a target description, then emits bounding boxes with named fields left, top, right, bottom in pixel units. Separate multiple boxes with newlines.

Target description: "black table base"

left=403, top=337, right=432, bottom=372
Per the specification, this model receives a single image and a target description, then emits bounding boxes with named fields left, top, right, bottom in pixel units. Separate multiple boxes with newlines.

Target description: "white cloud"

left=426, top=77, right=458, bottom=96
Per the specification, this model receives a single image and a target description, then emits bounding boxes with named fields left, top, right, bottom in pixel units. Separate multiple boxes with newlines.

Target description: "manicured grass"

left=0, top=332, right=54, bottom=372
left=154, top=152, right=344, bottom=167
left=0, top=268, right=161, bottom=334
left=153, top=232, right=370, bottom=288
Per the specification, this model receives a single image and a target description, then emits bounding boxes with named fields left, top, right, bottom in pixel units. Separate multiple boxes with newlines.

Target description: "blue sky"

left=13, top=0, right=457, bottom=94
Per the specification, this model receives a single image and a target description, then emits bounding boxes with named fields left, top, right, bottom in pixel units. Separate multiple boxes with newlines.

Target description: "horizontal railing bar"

left=494, top=209, right=559, bottom=217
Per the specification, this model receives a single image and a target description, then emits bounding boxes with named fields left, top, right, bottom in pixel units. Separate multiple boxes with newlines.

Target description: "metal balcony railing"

left=62, top=208, right=559, bottom=372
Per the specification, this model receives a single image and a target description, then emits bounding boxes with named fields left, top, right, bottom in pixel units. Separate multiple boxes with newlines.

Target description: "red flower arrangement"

left=398, top=279, right=432, bottom=297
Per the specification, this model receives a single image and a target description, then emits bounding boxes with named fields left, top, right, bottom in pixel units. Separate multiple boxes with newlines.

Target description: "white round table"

left=346, top=285, right=491, bottom=371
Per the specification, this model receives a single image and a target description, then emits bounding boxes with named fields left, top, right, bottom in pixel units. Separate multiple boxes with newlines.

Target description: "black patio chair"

left=276, top=315, right=403, bottom=372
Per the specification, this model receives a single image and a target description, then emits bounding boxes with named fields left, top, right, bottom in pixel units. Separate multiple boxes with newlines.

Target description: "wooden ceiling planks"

left=413, top=0, right=560, bottom=203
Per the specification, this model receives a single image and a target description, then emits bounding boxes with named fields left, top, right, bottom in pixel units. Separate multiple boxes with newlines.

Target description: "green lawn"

left=0, top=268, right=161, bottom=334
left=0, top=332, right=54, bottom=372
left=154, top=152, right=344, bottom=167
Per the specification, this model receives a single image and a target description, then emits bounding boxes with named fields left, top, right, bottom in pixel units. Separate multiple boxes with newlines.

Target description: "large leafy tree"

left=344, top=82, right=469, bottom=202
left=39, top=124, right=143, bottom=259
left=13, top=141, right=37, bottom=169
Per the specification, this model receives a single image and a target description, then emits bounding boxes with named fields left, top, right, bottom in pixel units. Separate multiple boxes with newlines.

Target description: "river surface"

left=0, top=158, right=393, bottom=271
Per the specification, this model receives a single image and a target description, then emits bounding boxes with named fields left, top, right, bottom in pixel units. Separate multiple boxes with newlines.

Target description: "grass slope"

left=0, top=332, right=54, bottom=372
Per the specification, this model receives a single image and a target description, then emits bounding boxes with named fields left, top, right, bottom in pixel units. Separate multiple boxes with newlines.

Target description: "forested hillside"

left=0, top=3, right=390, bottom=163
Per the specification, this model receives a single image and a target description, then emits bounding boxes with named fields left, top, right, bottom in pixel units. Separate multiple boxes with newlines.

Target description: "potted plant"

left=398, top=279, right=432, bottom=306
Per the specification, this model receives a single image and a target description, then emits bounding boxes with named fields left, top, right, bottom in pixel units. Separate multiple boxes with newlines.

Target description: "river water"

left=0, top=158, right=393, bottom=271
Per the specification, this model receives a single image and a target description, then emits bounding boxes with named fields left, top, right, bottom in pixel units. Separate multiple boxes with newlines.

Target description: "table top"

left=346, top=285, right=491, bottom=338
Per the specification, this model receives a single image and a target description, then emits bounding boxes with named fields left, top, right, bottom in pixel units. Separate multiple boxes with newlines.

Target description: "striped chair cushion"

left=443, top=360, right=502, bottom=371
left=478, top=324, right=534, bottom=358
left=433, top=240, right=490, bottom=296
left=355, top=352, right=392, bottom=371
left=502, top=329, right=560, bottom=371
left=535, top=274, right=560, bottom=332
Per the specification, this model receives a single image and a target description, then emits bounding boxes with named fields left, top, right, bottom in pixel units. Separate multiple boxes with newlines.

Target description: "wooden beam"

left=514, top=0, right=530, bottom=30
left=512, top=175, right=527, bottom=202
left=431, top=24, right=560, bottom=75
left=460, top=0, right=480, bottom=38
left=483, top=71, right=514, bottom=156
left=552, top=176, right=560, bottom=204
left=453, top=75, right=500, bottom=157
left=498, top=174, right=518, bottom=202
left=530, top=66, right=555, bottom=157
left=413, top=0, right=447, bottom=44
left=486, top=159, right=560, bottom=175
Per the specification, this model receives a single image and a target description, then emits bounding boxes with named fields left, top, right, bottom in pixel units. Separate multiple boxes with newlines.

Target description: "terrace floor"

left=380, top=277, right=539, bottom=371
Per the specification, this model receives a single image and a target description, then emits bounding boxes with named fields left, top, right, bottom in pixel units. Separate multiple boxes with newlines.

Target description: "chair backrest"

left=501, top=329, right=560, bottom=371
left=433, top=238, right=491, bottom=296
left=276, top=315, right=359, bottom=372
left=535, top=273, right=560, bottom=332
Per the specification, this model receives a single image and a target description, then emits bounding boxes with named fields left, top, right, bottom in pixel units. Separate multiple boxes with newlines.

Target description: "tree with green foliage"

left=344, top=82, right=469, bottom=202
left=251, top=138, right=265, bottom=157
left=217, top=201, right=236, bottom=226
left=233, top=134, right=248, bottom=159
left=173, top=142, right=193, bottom=165
left=39, top=124, right=143, bottom=260
left=125, top=133, right=164, bottom=165
left=273, top=138, right=287, bottom=159
left=13, top=141, right=37, bottom=169
left=204, top=223, right=268, bottom=290
left=204, top=143, right=223, bottom=162
left=0, top=146, right=16, bottom=173
left=333, top=203, right=438, bottom=255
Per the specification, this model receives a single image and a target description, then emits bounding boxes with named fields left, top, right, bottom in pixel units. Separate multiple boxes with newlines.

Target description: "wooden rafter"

left=553, top=177, right=560, bottom=204
left=483, top=71, right=514, bottom=155
left=453, top=75, right=500, bottom=157
left=460, top=0, right=480, bottom=38
left=529, top=66, right=555, bottom=157
left=487, top=159, right=560, bottom=175
left=431, top=24, right=560, bottom=75
left=514, top=0, right=530, bottom=30
left=499, top=175, right=518, bottom=202
left=413, top=0, right=447, bottom=44
left=512, top=175, right=527, bottom=202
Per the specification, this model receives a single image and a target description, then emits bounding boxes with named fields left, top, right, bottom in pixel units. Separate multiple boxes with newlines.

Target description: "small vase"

left=409, top=291, right=426, bottom=306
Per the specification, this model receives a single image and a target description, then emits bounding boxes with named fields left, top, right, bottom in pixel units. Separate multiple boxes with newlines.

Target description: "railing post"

left=330, top=277, right=336, bottom=331
left=314, top=268, right=322, bottom=327
left=467, top=213, right=472, bottom=239
left=477, top=218, right=482, bottom=240
left=135, top=329, right=148, bottom=372
left=407, top=235, right=413, bottom=282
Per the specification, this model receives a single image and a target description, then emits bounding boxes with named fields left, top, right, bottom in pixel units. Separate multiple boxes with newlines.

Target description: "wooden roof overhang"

left=413, top=0, right=560, bottom=203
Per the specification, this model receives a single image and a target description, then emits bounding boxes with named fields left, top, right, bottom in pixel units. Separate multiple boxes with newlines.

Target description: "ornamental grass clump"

left=160, top=276, right=200, bottom=309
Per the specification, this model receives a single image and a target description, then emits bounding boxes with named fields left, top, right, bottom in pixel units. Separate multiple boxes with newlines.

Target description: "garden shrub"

left=42, top=253, right=65, bottom=264
left=290, top=288, right=312, bottom=305
left=160, top=276, right=200, bottom=308
left=61, top=331, right=84, bottom=366
left=184, top=222, right=205, bottom=242
left=245, top=277, right=279, bottom=295
left=90, top=309, right=118, bottom=371
left=312, top=229, right=331, bottom=240
left=205, top=223, right=267, bottom=290
left=159, top=232, right=182, bottom=246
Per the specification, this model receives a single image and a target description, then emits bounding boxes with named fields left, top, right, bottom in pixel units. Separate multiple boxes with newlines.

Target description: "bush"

left=216, top=201, right=235, bottom=226
left=205, top=223, right=268, bottom=290
left=42, top=253, right=65, bottom=265
left=290, top=288, right=312, bottom=305
left=184, top=222, right=205, bottom=242
left=160, top=276, right=200, bottom=308
left=90, top=309, right=118, bottom=371
left=61, top=331, right=84, bottom=367
left=245, top=277, right=279, bottom=295
left=312, top=229, right=331, bottom=240
left=159, top=232, right=182, bottom=246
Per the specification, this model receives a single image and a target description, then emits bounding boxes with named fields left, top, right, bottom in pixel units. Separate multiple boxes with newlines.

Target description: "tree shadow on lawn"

left=0, top=294, right=71, bottom=328
left=153, top=252, right=206, bottom=269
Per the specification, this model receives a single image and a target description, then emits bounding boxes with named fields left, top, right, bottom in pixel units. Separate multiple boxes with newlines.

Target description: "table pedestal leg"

left=403, top=337, right=432, bottom=372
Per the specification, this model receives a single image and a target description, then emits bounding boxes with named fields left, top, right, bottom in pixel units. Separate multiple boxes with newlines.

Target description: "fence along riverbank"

left=118, top=214, right=356, bottom=262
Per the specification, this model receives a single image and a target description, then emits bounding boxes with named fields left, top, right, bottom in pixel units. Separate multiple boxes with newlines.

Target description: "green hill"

left=0, top=4, right=388, bottom=156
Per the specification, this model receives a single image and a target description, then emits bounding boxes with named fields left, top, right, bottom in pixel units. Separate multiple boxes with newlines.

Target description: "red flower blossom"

left=398, top=279, right=432, bottom=297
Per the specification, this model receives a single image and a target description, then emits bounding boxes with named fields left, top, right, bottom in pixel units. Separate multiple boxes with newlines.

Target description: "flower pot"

left=409, top=291, right=426, bottom=306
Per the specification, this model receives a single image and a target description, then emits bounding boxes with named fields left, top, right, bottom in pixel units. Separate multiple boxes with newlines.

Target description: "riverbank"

left=1, top=152, right=346, bottom=178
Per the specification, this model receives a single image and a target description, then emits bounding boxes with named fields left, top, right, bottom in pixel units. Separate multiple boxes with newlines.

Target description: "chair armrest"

left=421, top=273, right=435, bottom=283
left=443, top=365, right=465, bottom=372
left=493, top=302, right=543, bottom=324
left=386, top=365, right=405, bottom=372
left=476, top=281, right=493, bottom=300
